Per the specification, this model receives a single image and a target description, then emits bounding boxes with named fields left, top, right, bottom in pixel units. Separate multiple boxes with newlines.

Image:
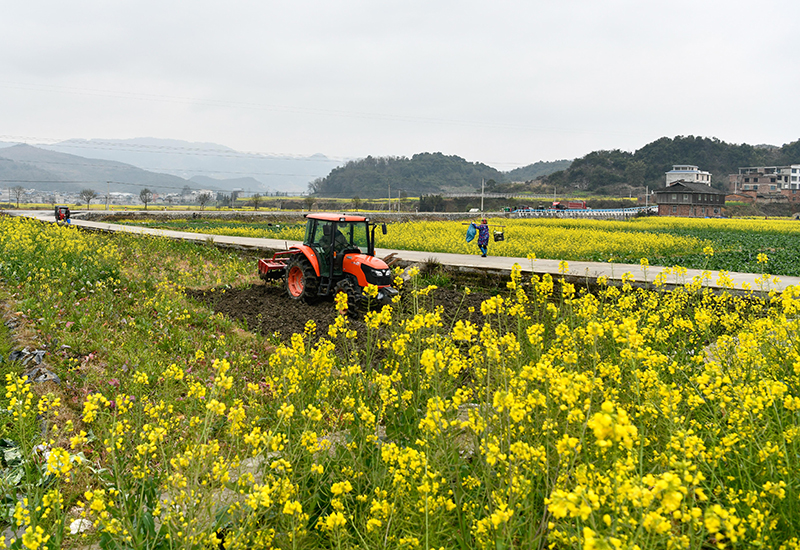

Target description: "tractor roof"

left=305, top=213, right=370, bottom=223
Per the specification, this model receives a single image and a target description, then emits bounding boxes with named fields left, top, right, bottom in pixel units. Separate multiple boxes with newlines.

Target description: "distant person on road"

left=477, top=219, right=490, bottom=257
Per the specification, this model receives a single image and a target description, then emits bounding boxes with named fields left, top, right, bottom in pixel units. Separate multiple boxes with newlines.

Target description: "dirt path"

left=185, top=280, right=493, bottom=342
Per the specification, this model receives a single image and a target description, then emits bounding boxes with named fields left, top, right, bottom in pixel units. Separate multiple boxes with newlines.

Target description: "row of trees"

left=6, top=186, right=217, bottom=210
left=7, top=186, right=101, bottom=210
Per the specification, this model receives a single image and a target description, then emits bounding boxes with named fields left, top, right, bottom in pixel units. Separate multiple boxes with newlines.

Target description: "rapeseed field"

left=121, top=215, right=800, bottom=276
left=2, top=215, right=800, bottom=549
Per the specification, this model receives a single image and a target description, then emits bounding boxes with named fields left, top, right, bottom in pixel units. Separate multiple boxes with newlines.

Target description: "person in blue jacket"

left=477, top=219, right=490, bottom=257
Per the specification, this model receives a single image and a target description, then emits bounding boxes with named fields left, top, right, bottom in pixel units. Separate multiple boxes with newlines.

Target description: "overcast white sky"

left=1, top=0, right=798, bottom=170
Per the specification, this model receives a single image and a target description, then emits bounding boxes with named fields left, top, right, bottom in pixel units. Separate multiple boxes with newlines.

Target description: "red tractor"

left=258, top=213, right=398, bottom=307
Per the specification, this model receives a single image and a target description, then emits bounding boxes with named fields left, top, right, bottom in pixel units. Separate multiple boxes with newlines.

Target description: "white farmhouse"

left=665, top=165, right=712, bottom=187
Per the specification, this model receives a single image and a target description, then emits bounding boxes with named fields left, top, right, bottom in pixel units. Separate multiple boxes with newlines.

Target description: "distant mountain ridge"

left=0, top=139, right=572, bottom=198
left=42, top=137, right=342, bottom=193
left=0, top=144, right=192, bottom=194
left=6, top=135, right=790, bottom=199
left=0, top=142, right=308, bottom=195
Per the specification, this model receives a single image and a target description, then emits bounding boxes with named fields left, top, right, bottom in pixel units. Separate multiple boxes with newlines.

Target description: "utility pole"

left=106, top=181, right=110, bottom=210
left=388, top=183, right=391, bottom=213
left=481, top=178, right=485, bottom=213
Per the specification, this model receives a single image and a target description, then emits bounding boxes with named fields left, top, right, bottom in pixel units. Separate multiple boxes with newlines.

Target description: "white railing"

left=513, top=206, right=656, bottom=218
left=441, top=192, right=552, bottom=199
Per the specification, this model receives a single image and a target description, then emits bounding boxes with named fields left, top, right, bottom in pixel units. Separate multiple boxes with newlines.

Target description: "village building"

left=664, top=165, right=712, bottom=187
left=728, top=165, right=800, bottom=203
left=655, top=164, right=724, bottom=217
left=654, top=181, right=726, bottom=217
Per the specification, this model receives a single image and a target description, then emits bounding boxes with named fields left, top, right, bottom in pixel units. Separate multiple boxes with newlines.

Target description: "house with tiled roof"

left=654, top=180, right=726, bottom=217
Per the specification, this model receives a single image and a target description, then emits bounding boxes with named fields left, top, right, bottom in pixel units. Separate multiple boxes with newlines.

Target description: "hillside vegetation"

left=309, top=136, right=800, bottom=199
left=543, top=135, right=800, bottom=194
left=505, top=159, right=572, bottom=182
left=309, top=153, right=505, bottom=198
left=308, top=153, right=570, bottom=198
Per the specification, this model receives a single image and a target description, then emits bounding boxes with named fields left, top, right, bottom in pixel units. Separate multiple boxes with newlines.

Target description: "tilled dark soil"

left=185, top=280, right=494, bottom=342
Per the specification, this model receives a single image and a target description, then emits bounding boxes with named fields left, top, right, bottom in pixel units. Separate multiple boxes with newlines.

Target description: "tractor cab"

left=305, top=215, right=371, bottom=276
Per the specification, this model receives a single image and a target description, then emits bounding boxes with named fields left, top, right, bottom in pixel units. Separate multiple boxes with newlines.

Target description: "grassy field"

left=118, top=215, right=800, bottom=277
left=2, top=215, right=800, bottom=549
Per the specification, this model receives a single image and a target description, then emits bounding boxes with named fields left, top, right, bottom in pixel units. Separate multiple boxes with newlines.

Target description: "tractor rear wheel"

left=285, top=255, right=319, bottom=301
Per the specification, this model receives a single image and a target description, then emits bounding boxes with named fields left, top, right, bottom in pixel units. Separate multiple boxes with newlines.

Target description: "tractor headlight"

left=362, top=265, right=393, bottom=286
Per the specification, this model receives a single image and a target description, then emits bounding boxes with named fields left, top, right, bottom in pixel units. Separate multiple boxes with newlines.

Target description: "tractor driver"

left=322, top=223, right=349, bottom=252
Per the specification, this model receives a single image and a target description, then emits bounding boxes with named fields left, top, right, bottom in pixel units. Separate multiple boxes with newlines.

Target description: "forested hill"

left=505, top=159, right=572, bottom=182
left=542, top=136, right=800, bottom=193
left=309, top=153, right=505, bottom=198
left=308, top=136, right=800, bottom=198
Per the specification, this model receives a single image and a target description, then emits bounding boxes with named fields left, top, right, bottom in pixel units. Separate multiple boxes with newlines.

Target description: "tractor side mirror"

left=381, top=223, right=387, bottom=235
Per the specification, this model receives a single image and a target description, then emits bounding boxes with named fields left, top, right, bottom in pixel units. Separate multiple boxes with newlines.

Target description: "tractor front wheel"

left=334, top=277, right=362, bottom=313
left=285, top=255, right=319, bottom=301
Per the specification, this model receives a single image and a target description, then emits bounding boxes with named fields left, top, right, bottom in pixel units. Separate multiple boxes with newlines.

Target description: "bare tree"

left=251, top=193, right=262, bottom=211
left=304, top=195, right=315, bottom=211
left=11, top=186, right=25, bottom=208
left=139, top=188, right=153, bottom=210
left=78, top=189, right=98, bottom=210
left=198, top=192, right=212, bottom=210
left=351, top=196, right=362, bottom=211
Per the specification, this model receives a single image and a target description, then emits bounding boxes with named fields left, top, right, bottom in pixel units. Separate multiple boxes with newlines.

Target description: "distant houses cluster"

left=728, top=165, right=800, bottom=203
left=655, top=163, right=800, bottom=217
